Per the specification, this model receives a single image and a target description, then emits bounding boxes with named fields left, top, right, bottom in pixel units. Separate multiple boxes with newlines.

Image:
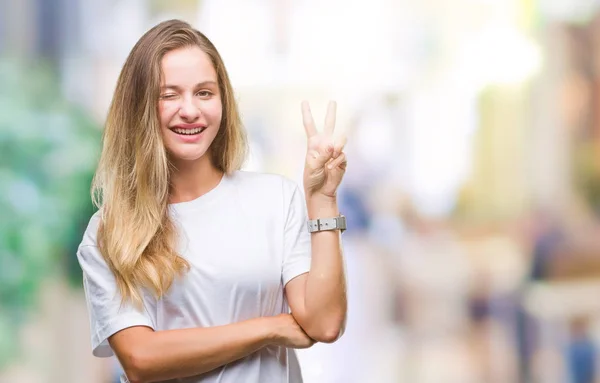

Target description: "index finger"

left=301, top=101, right=317, bottom=137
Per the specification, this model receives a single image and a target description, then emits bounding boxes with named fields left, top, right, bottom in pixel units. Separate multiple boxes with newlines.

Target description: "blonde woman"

left=77, top=19, right=348, bottom=383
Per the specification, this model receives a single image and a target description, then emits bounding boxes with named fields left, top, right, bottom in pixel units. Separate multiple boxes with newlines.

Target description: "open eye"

left=196, top=90, right=212, bottom=98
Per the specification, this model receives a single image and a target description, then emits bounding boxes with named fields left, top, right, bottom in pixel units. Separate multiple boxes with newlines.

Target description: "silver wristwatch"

left=307, top=215, right=347, bottom=233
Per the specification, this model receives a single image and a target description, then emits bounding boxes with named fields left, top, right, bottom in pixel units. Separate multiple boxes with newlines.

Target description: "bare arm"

left=285, top=100, right=348, bottom=343
left=109, top=314, right=313, bottom=383
left=286, top=196, right=347, bottom=343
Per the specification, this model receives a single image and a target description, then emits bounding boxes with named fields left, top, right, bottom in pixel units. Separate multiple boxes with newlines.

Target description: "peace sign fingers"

left=301, top=100, right=337, bottom=138
left=300, top=100, right=347, bottom=198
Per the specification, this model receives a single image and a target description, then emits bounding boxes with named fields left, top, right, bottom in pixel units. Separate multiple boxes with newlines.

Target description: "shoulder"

left=79, top=210, right=102, bottom=248
left=228, top=171, right=305, bottom=216
left=229, top=170, right=301, bottom=197
left=76, top=210, right=111, bottom=271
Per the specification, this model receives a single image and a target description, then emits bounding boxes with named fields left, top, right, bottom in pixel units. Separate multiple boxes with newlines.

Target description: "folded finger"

left=328, top=152, right=347, bottom=170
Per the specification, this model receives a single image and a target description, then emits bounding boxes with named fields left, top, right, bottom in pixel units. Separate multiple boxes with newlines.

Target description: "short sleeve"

left=282, top=181, right=312, bottom=286
left=77, top=244, right=156, bottom=357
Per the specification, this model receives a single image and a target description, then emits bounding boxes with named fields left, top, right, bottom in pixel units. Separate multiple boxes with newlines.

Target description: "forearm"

left=303, top=196, right=347, bottom=340
left=117, top=317, right=275, bottom=383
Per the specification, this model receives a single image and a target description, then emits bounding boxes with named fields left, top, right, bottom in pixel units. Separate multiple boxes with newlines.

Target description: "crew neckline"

left=168, top=171, right=233, bottom=215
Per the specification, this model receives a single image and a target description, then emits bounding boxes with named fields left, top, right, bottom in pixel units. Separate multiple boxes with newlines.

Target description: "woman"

left=77, top=19, right=348, bottom=383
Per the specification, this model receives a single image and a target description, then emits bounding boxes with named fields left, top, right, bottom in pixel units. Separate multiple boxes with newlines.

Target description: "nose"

left=178, top=95, right=200, bottom=121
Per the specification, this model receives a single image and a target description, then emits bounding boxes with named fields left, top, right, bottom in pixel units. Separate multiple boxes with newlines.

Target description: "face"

left=158, top=46, right=222, bottom=164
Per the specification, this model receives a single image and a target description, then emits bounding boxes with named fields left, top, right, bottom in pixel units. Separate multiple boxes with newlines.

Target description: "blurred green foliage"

left=0, top=58, right=100, bottom=368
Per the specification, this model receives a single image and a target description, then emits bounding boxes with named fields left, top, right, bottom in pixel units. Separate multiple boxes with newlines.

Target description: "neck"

left=169, top=154, right=224, bottom=204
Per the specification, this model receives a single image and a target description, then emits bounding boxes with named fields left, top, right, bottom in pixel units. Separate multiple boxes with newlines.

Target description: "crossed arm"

left=108, top=195, right=347, bottom=383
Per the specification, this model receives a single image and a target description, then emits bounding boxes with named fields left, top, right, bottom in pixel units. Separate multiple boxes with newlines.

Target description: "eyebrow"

left=160, top=81, right=218, bottom=90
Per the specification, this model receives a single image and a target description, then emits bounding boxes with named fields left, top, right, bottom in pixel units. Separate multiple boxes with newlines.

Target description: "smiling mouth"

left=170, top=126, right=207, bottom=135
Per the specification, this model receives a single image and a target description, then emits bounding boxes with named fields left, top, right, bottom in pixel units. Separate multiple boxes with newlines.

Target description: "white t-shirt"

left=77, top=171, right=312, bottom=383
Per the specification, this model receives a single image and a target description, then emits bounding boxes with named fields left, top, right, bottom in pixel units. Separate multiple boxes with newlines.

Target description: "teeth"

left=173, top=127, right=204, bottom=135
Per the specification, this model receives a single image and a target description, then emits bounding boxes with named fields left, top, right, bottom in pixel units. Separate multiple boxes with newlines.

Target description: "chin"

left=168, top=147, right=211, bottom=163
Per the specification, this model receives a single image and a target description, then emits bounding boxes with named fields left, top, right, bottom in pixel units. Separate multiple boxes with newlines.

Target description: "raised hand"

left=301, top=100, right=347, bottom=199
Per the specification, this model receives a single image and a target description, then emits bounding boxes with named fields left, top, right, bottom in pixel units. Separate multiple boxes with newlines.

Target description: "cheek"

left=203, top=99, right=223, bottom=123
left=158, top=102, right=177, bottom=127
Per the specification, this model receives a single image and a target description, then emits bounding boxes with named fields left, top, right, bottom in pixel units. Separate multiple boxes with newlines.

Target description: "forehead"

left=161, top=46, right=217, bottom=84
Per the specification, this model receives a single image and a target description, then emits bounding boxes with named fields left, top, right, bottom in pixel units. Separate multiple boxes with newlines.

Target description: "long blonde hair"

left=92, top=19, right=247, bottom=306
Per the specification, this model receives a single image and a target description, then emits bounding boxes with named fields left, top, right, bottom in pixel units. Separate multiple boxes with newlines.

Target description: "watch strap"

left=307, top=215, right=346, bottom=233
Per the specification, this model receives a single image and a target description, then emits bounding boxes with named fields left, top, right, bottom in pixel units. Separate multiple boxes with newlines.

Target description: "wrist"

left=306, top=194, right=339, bottom=219
left=261, top=315, right=283, bottom=346
left=305, top=191, right=337, bottom=204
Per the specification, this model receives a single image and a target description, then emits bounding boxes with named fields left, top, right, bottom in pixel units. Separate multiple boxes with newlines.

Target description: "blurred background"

left=2, top=0, right=600, bottom=382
